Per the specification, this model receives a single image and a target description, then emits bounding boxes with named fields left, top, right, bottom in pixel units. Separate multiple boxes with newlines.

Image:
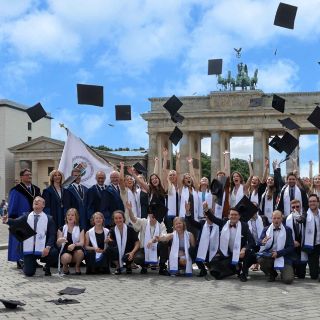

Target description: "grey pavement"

left=0, top=222, right=8, bottom=249
left=0, top=248, right=320, bottom=320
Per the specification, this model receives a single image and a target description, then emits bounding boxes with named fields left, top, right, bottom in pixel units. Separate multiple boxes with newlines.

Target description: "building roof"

left=0, top=99, right=53, bottom=119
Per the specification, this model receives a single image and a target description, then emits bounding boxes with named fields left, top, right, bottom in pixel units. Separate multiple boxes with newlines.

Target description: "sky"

left=1, top=0, right=320, bottom=177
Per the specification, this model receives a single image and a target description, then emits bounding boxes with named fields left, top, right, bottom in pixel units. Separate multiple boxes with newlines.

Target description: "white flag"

left=58, top=130, right=113, bottom=187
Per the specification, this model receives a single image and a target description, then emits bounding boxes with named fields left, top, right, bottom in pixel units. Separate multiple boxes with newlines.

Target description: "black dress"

left=59, top=226, right=83, bottom=256
left=140, top=190, right=149, bottom=219
left=85, top=231, right=109, bottom=269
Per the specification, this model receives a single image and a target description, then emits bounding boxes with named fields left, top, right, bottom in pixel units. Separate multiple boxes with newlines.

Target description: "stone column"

left=179, top=131, right=189, bottom=174
left=219, top=132, right=230, bottom=176
left=189, top=132, right=201, bottom=181
left=156, top=133, right=170, bottom=176
left=32, top=160, right=38, bottom=187
left=211, top=131, right=221, bottom=177
left=286, top=130, right=299, bottom=174
left=253, top=130, right=264, bottom=177
left=147, top=132, right=157, bottom=177
left=54, top=159, right=60, bottom=169
left=14, top=160, right=20, bottom=183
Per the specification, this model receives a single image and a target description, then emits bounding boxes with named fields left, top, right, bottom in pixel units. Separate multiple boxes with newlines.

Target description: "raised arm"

left=119, top=162, right=126, bottom=191
left=126, top=201, right=137, bottom=224
left=176, top=151, right=182, bottom=190
left=244, top=155, right=253, bottom=193
left=162, top=148, right=169, bottom=191
left=187, top=157, right=199, bottom=191
left=153, top=157, right=160, bottom=176
left=261, top=158, right=269, bottom=184
left=127, top=166, right=150, bottom=192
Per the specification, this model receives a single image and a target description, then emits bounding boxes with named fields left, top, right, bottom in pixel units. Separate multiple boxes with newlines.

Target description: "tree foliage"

left=230, top=158, right=249, bottom=181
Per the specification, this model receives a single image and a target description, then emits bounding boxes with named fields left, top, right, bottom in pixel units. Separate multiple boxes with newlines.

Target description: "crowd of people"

left=3, top=147, right=320, bottom=284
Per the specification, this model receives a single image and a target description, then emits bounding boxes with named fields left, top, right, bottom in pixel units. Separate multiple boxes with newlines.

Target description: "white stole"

left=88, top=227, right=109, bottom=261
left=62, top=224, right=80, bottom=244
left=144, top=219, right=160, bottom=264
left=167, top=184, right=178, bottom=217
left=196, top=222, right=219, bottom=262
left=304, top=209, right=320, bottom=251
left=128, top=189, right=139, bottom=218
left=219, top=221, right=242, bottom=264
left=198, top=191, right=212, bottom=219
left=179, top=186, right=199, bottom=220
left=230, top=184, right=244, bottom=207
left=169, top=231, right=193, bottom=276
left=283, top=185, right=302, bottom=217
left=262, top=224, right=286, bottom=269
left=261, top=192, right=273, bottom=223
left=115, top=224, right=128, bottom=268
left=23, top=212, right=48, bottom=255
left=248, top=215, right=264, bottom=242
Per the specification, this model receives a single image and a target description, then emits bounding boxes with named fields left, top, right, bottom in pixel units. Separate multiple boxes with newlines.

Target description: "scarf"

left=88, top=227, right=109, bottom=261
left=198, top=191, right=212, bottom=219
left=23, top=212, right=48, bottom=255
left=262, top=224, right=286, bottom=269
left=219, top=220, right=242, bottom=265
left=167, top=184, right=178, bottom=217
left=196, top=222, right=219, bottom=262
left=128, top=188, right=139, bottom=218
left=179, top=186, right=199, bottom=220
left=144, top=218, right=161, bottom=264
left=214, top=191, right=226, bottom=219
left=230, top=184, right=244, bottom=207
left=115, top=224, right=128, bottom=268
left=261, top=191, right=274, bottom=223
left=283, top=185, right=302, bottom=217
left=248, top=215, right=264, bottom=243
left=249, top=191, right=259, bottom=204
left=169, top=231, right=193, bottom=276
left=303, top=209, right=320, bottom=251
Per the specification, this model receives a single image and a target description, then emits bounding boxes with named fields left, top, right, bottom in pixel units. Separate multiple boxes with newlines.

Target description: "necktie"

left=100, top=185, right=105, bottom=191
left=289, top=187, right=295, bottom=201
left=229, top=224, right=236, bottom=228
left=27, top=186, right=32, bottom=193
left=209, top=225, right=213, bottom=234
left=273, top=227, right=281, bottom=231
left=78, top=185, right=83, bottom=198
left=251, top=220, right=258, bottom=241
left=34, top=214, right=39, bottom=248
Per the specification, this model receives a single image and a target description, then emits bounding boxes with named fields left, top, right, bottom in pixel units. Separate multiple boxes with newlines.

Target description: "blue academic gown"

left=7, top=184, right=41, bottom=261
left=42, top=185, right=69, bottom=230
left=66, top=184, right=88, bottom=230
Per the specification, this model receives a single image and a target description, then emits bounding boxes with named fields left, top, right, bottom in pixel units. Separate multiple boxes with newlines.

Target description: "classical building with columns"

left=142, top=90, right=320, bottom=179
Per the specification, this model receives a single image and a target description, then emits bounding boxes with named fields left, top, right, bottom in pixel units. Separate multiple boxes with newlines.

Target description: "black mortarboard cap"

left=171, top=112, right=184, bottom=124
left=77, top=83, right=103, bottom=107
left=58, top=287, right=86, bottom=295
left=9, top=219, right=36, bottom=242
left=26, top=103, right=47, bottom=122
left=272, top=94, right=285, bottom=113
left=115, top=105, right=131, bottom=121
left=274, top=2, right=298, bottom=30
left=269, top=135, right=283, bottom=153
left=163, top=95, right=183, bottom=116
left=148, top=203, right=168, bottom=223
left=307, top=106, right=320, bottom=129
left=279, top=132, right=299, bottom=155
left=235, top=196, right=258, bottom=222
left=210, top=176, right=227, bottom=206
left=0, top=299, right=26, bottom=309
left=169, top=126, right=183, bottom=146
left=278, top=117, right=300, bottom=130
left=208, top=59, right=223, bottom=75
left=133, top=162, right=147, bottom=174
left=249, top=98, right=263, bottom=108
left=47, top=298, right=80, bottom=305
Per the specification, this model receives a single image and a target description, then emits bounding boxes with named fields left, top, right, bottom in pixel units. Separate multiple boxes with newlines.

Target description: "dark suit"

left=87, top=184, right=106, bottom=220
left=209, top=213, right=256, bottom=279
left=100, top=185, right=124, bottom=227
left=7, top=213, right=58, bottom=277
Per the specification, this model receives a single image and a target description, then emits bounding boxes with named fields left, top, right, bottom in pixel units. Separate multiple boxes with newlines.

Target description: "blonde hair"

left=49, top=169, right=64, bottom=186
left=65, top=208, right=80, bottom=225
left=173, top=217, right=186, bottom=231
left=90, top=212, right=105, bottom=226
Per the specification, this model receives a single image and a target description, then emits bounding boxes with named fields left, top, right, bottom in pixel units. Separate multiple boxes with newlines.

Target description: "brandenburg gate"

left=142, top=90, right=320, bottom=178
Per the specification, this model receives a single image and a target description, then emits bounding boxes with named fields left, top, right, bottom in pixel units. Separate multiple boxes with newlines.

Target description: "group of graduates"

left=4, top=147, right=320, bottom=284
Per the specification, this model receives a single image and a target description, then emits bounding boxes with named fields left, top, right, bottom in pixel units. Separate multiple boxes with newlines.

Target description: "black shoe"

left=17, top=260, right=24, bottom=269
left=197, top=269, right=207, bottom=277
left=126, top=268, right=132, bottom=274
left=239, top=273, right=247, bottom=282
left=210, top=270, right=222, bottom=280
left=140, top=267, right=148, bottom=274
left=100, top=267, right=110, bottom=275
left=44, top=266, right=52, bottom=276
left=114, top=269, right=121, bottom=275
left=268, top=270, right=278, bottom=282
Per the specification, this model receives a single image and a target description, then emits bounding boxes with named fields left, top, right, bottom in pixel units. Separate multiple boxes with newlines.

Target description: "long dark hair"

left=149, top=173, right=166, bottom=198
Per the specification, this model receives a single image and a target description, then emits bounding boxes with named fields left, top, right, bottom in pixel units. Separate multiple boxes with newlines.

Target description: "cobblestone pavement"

left=0, top=248, right=320, bottom=320
left=0, top=223, right=8, bottom=248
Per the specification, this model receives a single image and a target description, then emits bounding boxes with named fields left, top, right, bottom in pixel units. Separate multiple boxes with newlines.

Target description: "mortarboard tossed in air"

left=0, top=299, right=26, bottom=309
left=278, top=132, right=299, bottom=155
left=163, top=95, right=183, bottom=121
left=210, top=176, right=228, bottom=206
left=58, top=287, right=86, bottom=295
left=148, top=202, right=168, bottom=223
left=171, top=112, right=184, bottom=124
left=272, top=94, right=285, bottom=113
left=8, top=219, right=37, bottom=242
left=169, top=126, right=183, bottom=146
left=115, top=105, right=131, bottom=120
left=77, top=84, right=104, bottom=107
left=307, top=105, right=320, bottom=129
left=249, top=97, right=263, bottom=108
left=47, top=298, right=80, bottom=305
left=26, top=103, right=47, bottom=122
left=133, top=162, right=147, bottom=174
left=208, top=59, right=223, bottom=75
left=269, top=135, right=283, bottom=153
left=274, top=2, right=298, bottom=30
left=235, top=196, right=258, bottom=222
left=278, top=117, right=300, bottom=130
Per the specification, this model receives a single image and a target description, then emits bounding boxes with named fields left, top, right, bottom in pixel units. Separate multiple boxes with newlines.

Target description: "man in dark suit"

left=101, top=170, right=124, bottom=228
left=87, top=171, right=107, bottom=221
left=277, top=172, right=308, bottom=217
left=258, top=210, right=295, bottom=284
left=208, top=207, right=256, bottom=282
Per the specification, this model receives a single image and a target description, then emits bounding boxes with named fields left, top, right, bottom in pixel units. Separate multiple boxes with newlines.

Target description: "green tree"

left=230, top=158, right=249, bottom=181
left=200, top=152, right=211, bottom=181
left=92, top=145, right=113, bottom=151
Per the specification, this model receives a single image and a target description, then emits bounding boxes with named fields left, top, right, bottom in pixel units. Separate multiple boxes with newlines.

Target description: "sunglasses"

left=291, top=205, right=300, bottom=209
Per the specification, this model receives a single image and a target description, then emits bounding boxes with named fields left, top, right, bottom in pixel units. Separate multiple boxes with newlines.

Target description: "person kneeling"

left=258, top=210, right=295, bottom=284
left=85, top=212, right=110, bottom=274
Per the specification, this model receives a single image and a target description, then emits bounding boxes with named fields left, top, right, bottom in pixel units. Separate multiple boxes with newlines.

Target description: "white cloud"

left=299, top=135, right=317, bottom=151
left=231, top=137, right=253, bottom=160
left=300, top=161, right=319, bottom=178
left=0, top=0, right=36, bottom=20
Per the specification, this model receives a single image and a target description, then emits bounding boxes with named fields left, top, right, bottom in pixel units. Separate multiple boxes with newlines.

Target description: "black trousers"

left=134, top=242, right=169, bottom=267
left=307, top=245, right=320, bottom=279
